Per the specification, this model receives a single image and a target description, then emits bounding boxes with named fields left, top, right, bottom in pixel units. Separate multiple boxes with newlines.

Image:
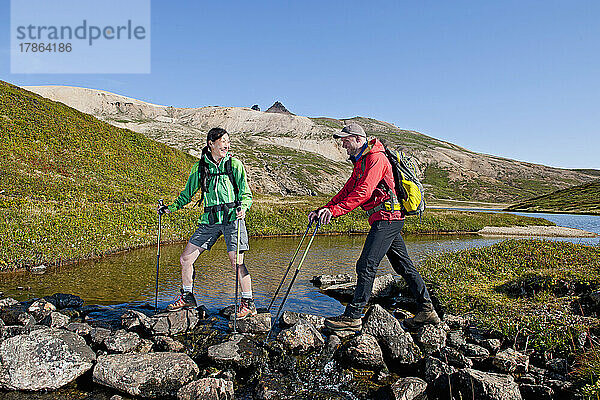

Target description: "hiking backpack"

left=195, top=151, right=241, bottom=223
left=361, top=144, right=426, bottom=218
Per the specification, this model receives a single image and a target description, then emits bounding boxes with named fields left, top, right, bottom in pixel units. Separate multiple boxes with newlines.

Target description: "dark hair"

left=207, top=127, right=228, bottom=144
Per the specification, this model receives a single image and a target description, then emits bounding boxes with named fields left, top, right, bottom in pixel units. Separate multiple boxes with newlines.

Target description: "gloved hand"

left=158, top=204, right=170, bottom=215
left=308, top=209, right=319, bottom=223
left=317, top=208, right=333, bottom=225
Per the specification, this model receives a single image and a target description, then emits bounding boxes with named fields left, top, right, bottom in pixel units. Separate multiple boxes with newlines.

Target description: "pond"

left=1, top=211, right=598, bottom=316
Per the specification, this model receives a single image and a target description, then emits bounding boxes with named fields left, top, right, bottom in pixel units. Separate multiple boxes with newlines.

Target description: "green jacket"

left=168, top=152, right=252, bottom=224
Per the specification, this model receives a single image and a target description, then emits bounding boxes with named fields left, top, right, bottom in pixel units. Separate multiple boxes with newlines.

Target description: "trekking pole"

left=233, top=207, right=242, bottom=333
left=268, top=220, right=320, bottom=340
left=267, top=219, right=314, bottom=312
left=154, top=199, right=164, bottom=311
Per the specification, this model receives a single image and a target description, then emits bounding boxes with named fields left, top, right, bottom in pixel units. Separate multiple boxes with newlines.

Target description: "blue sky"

left=2, top=0, right=599, bottom=169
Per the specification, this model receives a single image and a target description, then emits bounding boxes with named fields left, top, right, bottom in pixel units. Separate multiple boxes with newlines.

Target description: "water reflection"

left=1, top=230, right=596, bottom=316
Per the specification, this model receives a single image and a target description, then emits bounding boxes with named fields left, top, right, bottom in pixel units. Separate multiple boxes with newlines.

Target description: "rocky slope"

left=25, top=85, right=597, bottom=201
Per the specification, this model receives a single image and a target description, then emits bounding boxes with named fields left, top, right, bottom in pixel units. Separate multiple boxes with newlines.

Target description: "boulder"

left=277, top=321, right=325, bottom=353
left=519, top=384, right=553, bottom=400
left=0, top=328, right=96, bottom=390
left=371, top=274, right=400, bottom=299
left=0, top=305, right=35, bottom=327
left=208, top=334, right=267, bottom=369
left=322, top=282, right=355, bottom=300
left=481, top=338, right=502, bottom=354
left=103, top=329, right=143, bottom=353
left=153, top=335, right=185, bottom=352
left=389, top=376, right=427, bottom=400
left=27, top=298, right=56, bottom=321
left=66, top=322, right=93, bottom=337
left=280, top=311, right=325, bottom=330
left=122, top=309, right=199, bottom=336
left=177, top=377, right=234, bottom=400
left=250, top=104, right=260, bottom=111
left=423, top=356, right=455, bottom=383
left=460, top=343, right=491, bottom=359
left=493, top=348, right=529, bottom=373
left=546, top=358, right=568, bottom=374
left=446, top=330, right=466, bottom=348
left=443, top=313, right=467, bottom=330
left=362, top=305, right=421, bottom=365
left=0, top=298, right=19, bottom=308
left=310, top=274, right=353, bottom=288
left=415, top=324, right=446, bottom=354
left=341, top=333, right=385, bottom=370
left=90, top=327, right=113, bottom=347
left=43, top=293, right=84, bottom=309
left=93, top=352, right=198, bottom=398
left=451, top=368, right=522, bottom=400
left=438, top=346, right=473, bottom=369
left=40, top=311, right=71, bottom=328
left=229, top=312, right=271, bottom=333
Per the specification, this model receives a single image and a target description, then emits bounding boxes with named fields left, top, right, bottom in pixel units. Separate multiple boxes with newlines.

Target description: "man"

left=159, top=127, right=256, bottom=318
left=309, top=122, right=439, bottom=331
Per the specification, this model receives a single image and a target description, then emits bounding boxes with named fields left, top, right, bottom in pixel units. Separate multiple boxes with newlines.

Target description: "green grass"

left=420, top=239, right=600, bottom=353
left=506, top=180, right=600, bottom=215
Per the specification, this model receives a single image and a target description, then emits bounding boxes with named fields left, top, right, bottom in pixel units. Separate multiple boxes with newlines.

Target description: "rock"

left=29, top=264, right=47, bottom=274
left=178, top=377, right=234, bottom=400
left=389, top=376, right=427, bottom=400
left=93, top=352, right=198, bottom=398
left=90, top=327, right=112, bottom=347
left=460, top=343, right=491, bottom=359
left=341, top=333, right=385, bottom=370
left=423, top=356, right=455, bottom=383
left=447, top=330, right=466, bottom=348
left=452, top=369, right=522, bottom=400
left=415, top=324, right=446, bottom=354
left=0, top=305, right=35, bottom=327
left=332, top=329, right=357, bottom=339
left=103, top=329, right=143, bottom=353
left=482, top=338, right=502, bottom=354
left=40, top=311, right=70, bottom=328
left=66, top=322, right=93, bottom=336
left=229, top=312, right=271, bottom=333
left=519, top=384, right=553, bottom=400
left=371, top=274, right=400, bottom=299
left=443, top=313, right=467, bottom=330
left=546, top=358, right=568, bottom=374
left=362, top=305, right=421, bottom=365
left=493, top=348, right=529, bottom=373
left=153, top=335, right=185, bottom=352
left=310, top=274, right=353, bottom=287
left=27, top=298, right=56, bottom=321
left=251, top=104, right=260, bottom=111
left=110, top=395, right=123, bottom=400
left=265, top=101, right=294, bottom=115
left=122, top=308, right=199, bottom=336
left=43, top=293, right=84, bottom=309
left=439, top=346, right=473, bottom=368
left=277, top=321, right=325, bottom=353
left=0, top=298, right=19, bottom=308
left=208, top=334, right=267, bottom=369
left=280, top=310, right=325, bottom=330
left=0, top=328, right=96, bottom=390
left=322, top=282, right=355, bottom=300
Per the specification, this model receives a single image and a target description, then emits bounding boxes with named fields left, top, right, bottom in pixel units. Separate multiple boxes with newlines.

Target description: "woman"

left=159, top=127, right=256, bottom=318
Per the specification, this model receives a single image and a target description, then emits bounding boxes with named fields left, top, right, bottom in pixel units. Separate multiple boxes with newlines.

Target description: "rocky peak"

left=266, top=101, right=294, bottom=115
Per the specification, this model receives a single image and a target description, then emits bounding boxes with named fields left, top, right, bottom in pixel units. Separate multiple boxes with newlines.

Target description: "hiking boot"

left=402, top=309, right=440, bottom=330
left=324, top=314, right=362, bottom=332
left=167, top=289, right=197, bottom=311
left=235, top=298, right=257, bottom=319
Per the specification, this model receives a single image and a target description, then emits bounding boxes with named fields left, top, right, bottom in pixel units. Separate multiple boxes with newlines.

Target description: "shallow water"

left=1, top=228, right=596, bottom=315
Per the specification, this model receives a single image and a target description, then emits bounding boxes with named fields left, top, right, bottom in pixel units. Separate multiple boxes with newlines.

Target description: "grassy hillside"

left=0, top=82, right=554, bottom=272
left=506, top=180, right=600, bottom=214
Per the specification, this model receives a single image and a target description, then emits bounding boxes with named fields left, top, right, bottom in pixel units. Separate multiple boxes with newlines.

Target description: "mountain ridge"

left=24, top=85, right=595, bottom=202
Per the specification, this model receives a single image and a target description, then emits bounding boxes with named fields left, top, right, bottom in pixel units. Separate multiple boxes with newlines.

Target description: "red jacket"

left=325, top=138, right=403, bottom=225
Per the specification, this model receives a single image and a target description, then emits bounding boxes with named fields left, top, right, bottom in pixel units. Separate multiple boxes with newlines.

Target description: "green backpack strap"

left=225, top=158, right=240, bottom=206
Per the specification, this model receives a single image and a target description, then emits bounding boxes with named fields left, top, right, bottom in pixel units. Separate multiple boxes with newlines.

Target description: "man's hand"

left=308, top=209, right=319, bottom=223
left=158, top=205, right=170, bottom=215
left=236, top=207, right=246, bottom=219
left=317, top=208, right=333, bottom=225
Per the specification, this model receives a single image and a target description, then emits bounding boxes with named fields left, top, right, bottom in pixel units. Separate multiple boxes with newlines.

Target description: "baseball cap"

left=334, top=122, right=367, bottom=139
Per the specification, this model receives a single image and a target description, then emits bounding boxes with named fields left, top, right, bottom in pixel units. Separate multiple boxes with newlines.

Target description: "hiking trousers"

left=344, top=219, right=433, bottom=319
